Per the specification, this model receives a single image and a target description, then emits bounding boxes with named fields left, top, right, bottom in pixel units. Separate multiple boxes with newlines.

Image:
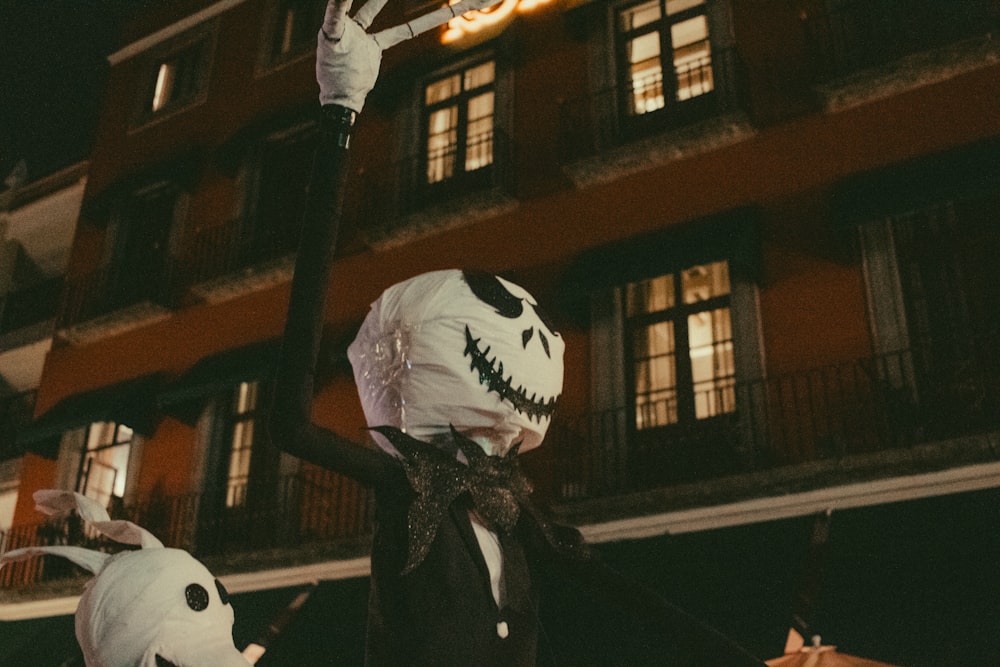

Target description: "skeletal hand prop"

left=317, top=0, right=502, bottom=112
left=0, top=491, right=250, bottom=667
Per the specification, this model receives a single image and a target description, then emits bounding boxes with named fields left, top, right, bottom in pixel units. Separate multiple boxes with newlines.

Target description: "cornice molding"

left=108, top=0, right=249, bottom=65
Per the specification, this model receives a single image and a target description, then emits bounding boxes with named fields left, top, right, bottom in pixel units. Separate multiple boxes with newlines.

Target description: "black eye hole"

left=215, top=578, right=230, bottom=606
left=463, top=270, right=523, bottom=319
left=186, top=583, right=209, bottom=612
left=522, top=327, right=533, bottom=348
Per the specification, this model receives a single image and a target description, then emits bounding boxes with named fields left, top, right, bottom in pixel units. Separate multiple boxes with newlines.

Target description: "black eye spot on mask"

left=215, top=578, right=230, bottom=606
left=539, top=329, right=551, bottom=358
left=186, top=583, right=209, bottom=611
left=463, top=270, right=523, bottom=319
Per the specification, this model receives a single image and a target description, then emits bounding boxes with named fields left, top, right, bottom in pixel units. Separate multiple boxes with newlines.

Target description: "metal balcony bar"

left=544, top=343, right=1000, bottom=499
left=0, top=469, right=372, bottom=590
left=557, top=46, right=744, bottom=162
left=6, top=339, right=1000, bottom=587
left=358, top=128, right=515, bottom=234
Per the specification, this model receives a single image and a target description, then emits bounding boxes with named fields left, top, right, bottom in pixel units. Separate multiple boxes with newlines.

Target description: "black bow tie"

left=370, top=425, right=533, bottom=573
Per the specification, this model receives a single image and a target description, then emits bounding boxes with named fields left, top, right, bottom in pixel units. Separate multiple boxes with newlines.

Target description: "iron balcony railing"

left=5, top=340, right=1000, bottom=588
left=557, top=46, right=745, bottom=162
left=59, top=261, right=176, bottom=330
left=800, top=0, right=998, bottom=83
left=58, top=212, right=306, bottom=330
left=543, top=342, right=1000, bottom=500
left=357, top=128, right=515, bottom=236
left=0, top=468, right=372, bottom=590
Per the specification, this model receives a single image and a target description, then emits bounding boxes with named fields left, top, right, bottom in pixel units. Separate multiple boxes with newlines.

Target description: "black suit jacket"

left=365, top=475, right=540, bottom=666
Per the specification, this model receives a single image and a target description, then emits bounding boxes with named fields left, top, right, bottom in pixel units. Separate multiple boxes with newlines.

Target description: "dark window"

left=245, top=124, right=317, bottom=264
left=108, top=182, right=179, bottom=309
left=266, top=0, right=326, bottom=65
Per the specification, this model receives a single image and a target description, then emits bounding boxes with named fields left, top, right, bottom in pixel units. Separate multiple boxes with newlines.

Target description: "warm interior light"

left=442, top=0, right=553, bottom=43
left=152, top=62, right=175, bottom=111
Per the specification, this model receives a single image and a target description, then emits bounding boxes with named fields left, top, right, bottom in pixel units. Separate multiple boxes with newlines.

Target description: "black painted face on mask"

left=461, top=270, right=561, bottom=421
left=462, top=270, right=558, bottom=358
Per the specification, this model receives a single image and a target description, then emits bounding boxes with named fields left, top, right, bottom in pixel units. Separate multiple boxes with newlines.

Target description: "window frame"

left=104, top=180, right=185, bottom=310
left=418, top=56, right=499, bottom=200
left=611, top=0, right=723, bottom=137
left=222, top=380, right=262, bottom=509
left=624, top=260, right=736, bottom=432
left=132, top=24, right=215, bottom=127
left=258, top=0, right=327, bottom=71
left=240, top=120, right=319, bottom=266
left=75, top=421, right=135, bottom=510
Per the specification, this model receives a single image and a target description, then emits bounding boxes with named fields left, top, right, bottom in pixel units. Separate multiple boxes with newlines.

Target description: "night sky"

left=0, top=0, right=131, bottom=185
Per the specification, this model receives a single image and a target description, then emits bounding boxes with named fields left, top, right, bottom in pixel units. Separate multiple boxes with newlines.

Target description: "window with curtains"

left=625, top=260, right=735, bottom=430
left=422, top=59, right=496, bottom=187
left=615, top=0, right=716, bottom=122
left=76, top=422, right=134, bottom=510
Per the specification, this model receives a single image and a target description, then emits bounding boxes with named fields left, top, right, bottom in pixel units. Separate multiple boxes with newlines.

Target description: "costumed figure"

left=269, top=0, right=768, bottom=664
left=0, top=490, right=250, bottom=667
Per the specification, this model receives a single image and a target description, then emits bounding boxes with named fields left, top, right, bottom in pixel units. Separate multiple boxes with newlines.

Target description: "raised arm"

left=268, top=0, right=501, bottom=484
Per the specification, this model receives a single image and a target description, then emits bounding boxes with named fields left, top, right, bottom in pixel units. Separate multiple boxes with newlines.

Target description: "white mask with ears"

left=0, top=490, right=251, bottom=667
left=348, top=269, right=564, bottom=456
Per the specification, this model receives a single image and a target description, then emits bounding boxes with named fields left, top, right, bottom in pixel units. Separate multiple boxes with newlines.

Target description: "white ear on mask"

left=1, top=544, right=110, bottom=575
left=0, top=489, right=251, bottom=667
left=33, top=489, right=163, bottom=548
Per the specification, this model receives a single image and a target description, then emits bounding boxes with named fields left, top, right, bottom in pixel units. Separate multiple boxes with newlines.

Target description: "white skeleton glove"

left=316, top=0, right=503, bottom=113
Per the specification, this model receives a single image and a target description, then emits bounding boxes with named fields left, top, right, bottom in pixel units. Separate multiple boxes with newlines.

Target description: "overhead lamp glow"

left=441, top=0, right=553, bottom=43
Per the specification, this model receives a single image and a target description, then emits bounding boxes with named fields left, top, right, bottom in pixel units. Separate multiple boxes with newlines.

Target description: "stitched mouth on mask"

left=155, top=656, right=179, bottom=667
left=464, top=326, right=558, bottom=422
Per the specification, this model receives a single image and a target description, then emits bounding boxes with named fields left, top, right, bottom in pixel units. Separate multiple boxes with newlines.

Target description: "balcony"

left=357, top=129, right=516, bottom=242
left=557, top=46, right=746, bottom=163
left=801, top=0, right=998, bottom=84
left=5, top=334, right=999, bottom=591
left=541, top=341, right=1000, bottom=504
left=0, top=468, right=371, bottom=591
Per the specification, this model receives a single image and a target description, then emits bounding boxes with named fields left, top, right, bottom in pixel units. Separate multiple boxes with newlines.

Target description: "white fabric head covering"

left=0, top=491, right=250, bottom=667
left=348, top=269, right=564, bottom=455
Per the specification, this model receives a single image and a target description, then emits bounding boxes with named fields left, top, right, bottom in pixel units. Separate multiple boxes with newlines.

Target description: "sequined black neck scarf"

left=370, top=425, right=535, bottom=573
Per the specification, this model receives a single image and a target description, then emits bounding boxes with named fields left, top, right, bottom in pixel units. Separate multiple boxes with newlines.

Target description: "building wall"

left=11, top=0, right=1000, bottom=528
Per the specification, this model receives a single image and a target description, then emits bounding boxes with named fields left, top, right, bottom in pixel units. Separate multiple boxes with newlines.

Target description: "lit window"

left=225, top=381, right=259, bottom=508
left=138, top=32, right=211, bottom=123
left=423, top=60, right=496, bottom=185
left=78, top=422, right=133, bottom=509
left=150, top=49, right=202, bottom=113
left=0, top=477, right=18, bottom=533
left=627, top=260, right=734, bottom=429
left=617, top=0, right=713, bottom=116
